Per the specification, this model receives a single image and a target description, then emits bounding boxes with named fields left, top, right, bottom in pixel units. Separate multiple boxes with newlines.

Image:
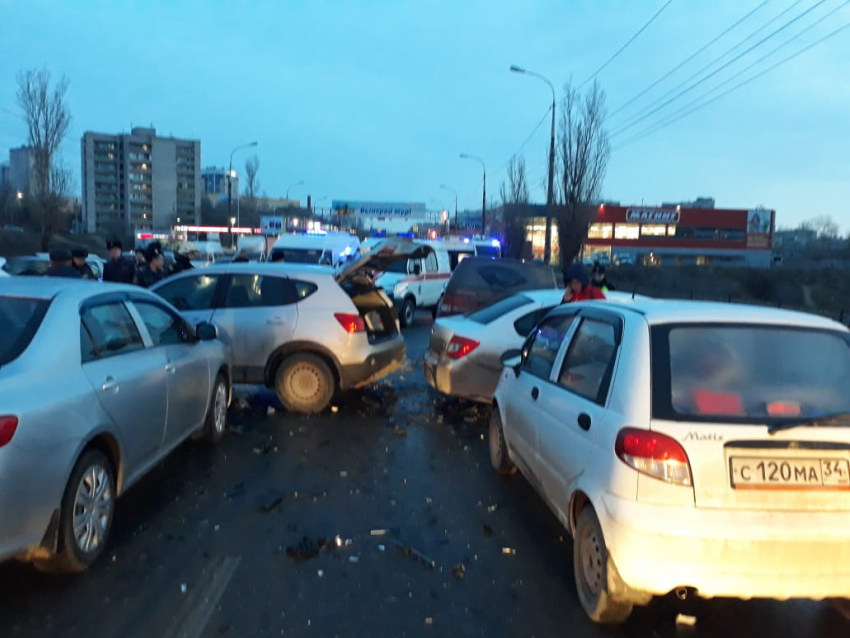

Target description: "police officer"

left=103, top=239, right=135, bottom=283
left=46, top=249, right=82, bottom=278
left=134, top=244, right=167, bottom=288
left=71, top=247, right=94, bottom=279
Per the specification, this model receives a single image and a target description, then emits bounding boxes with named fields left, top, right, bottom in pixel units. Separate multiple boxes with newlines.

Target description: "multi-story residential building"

left=81, top=127, right=201, bottom=236
left=202, top=166, right=238, bottom=205
left=8, top=146, right=36, bottom=195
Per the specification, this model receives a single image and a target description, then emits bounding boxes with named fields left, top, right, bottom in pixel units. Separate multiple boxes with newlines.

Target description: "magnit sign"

left=625, top=208, right=681, bottom=224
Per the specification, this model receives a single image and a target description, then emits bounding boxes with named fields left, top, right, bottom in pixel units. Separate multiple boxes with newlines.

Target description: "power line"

left=493, top=105, right=552, bottom=176
left=610, top=0, right=829, bottom=138
left=579, top=0, right=675, bottom=88
left=613, top=20, right=850, bottom=150
left=607, top=1, right=771, bottom=120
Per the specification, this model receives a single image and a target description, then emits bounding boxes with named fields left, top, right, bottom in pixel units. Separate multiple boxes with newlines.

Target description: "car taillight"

left=0, top=416, right=19, bottom=448
left=445, top=336, right=479, bottom=359
left=615, top=427, right=692, bottom=487
left=334, top=313, right=367, bottom=333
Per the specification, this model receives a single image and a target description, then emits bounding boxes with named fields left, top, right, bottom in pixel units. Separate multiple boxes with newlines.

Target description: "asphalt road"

left=0, top=313, right=847, bottom=637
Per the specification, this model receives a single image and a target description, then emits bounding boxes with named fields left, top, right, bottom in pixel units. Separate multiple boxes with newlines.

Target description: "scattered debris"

left=317, top=570, right=324, bottom=578
left=285, top=536, right=326, bottom=561
left=340, top=471, right=348, bottom=478
left=482, top=524, right=494, bottom=538
left=392, top=426, right=408, bottom=437
left=370, top=529, right=390, bottom=537
left=236, top=398, right=250, bottom=410
left=487, top=504, right=498, bottom=513
left=348, top=556, right=360, bottom=564
left=331, top=406, right=339, bottom=413
left=464, top=417, right=475, bottom=423
left=425, top=496, right=433, bottom=504
left=424, top=617, right=433, bottom=626
left=252, top=442, right=274, bottom=455
left=266, top=406, right=276, bottom=416
left=377, top=544, right=386, bottom=552
left=392, top=539, right=436, bottom=569
left=256, top=491, right=284, bottom=513
left=676, top=614, right=697, bottom=627
left=501, top=547, right=516, bottom=555
left=452, top=563, right=466, bottom=580
left=292, top=490, right=328, bottom=502
left=180, top=583, right=188, bottom=594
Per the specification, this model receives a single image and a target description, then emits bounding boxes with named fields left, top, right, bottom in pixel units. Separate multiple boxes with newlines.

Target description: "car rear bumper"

left=598, top=491, right=850, bottom=600
left=339, top=336, right=406, bottom=389
left=423, top=351, right=498, bottom=403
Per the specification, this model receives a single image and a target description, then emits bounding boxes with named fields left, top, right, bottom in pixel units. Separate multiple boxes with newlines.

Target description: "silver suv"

left=152, top=239, right=430, bottom=413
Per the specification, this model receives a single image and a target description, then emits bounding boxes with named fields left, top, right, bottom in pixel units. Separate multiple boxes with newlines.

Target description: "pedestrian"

left=134, top=244, right=167, bottom=288
left=134, top=248, right=147, bottom=272
left=561, top=264, right=605, bottom=303
left=103, top=239, right=135, bottom=284
left=71, top=247, right=94, bottom=279
left=171, top=241, right=199, bottom=274
left=46, top=249, right=82, bottom=278
left=591, top=264, right=616, bottom=292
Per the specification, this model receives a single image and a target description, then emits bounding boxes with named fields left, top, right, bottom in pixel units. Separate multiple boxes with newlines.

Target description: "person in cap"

left=561, top=263, right=605, bottom=303
left=170, top=241, right=199, bottom=274
left=70, top=247, right=94, bottom=279
left=591, top=264, right=615, bottom=292
left=103, top=239, right=136, bottom=284
left=46, top=249, right=82, bottom=278
left=134, top=244, right=167, bottom=288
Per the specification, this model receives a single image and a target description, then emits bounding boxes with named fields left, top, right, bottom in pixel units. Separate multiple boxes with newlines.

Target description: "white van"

left=374, top=240, right=451, bottom=327
left=269, top=232, right=360, bottom=270
left=236, top=235, right=275, bottom=262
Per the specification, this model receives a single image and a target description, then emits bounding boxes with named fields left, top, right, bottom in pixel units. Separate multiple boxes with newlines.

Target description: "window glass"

left=614, top=224, right=640, bottom=240
left=468, top=294, right=532, bottom=325
left=224, top=274, right=299, bottom=308
left=641, top=224, right=667, bottom=236
left=558, top=319, right=618, bottom=404
left=675, top=226, right=694, bottom=239
left=0, top=297, right=50, bottom=366
left=154, top=274, right=219, bottom=311
left=134, top=302, right=190, bottom=346
left=522, top=315, right=576, bottom=380
left=81, top=303, right=144, bottom=360
left=448, top=250, right=474, bottom=270
left=514, top=306, right=555, bottom=337
left=588, top=224, right=614, bottom=239
left=293, top=280, right=319, bottom=300
left=695, top=227, right=718, bottom=240
left=667, top=225, right=677, bottom=236
left=424, top=252, right=439, bottom=272
left=720, top=228, right=746, bottom=241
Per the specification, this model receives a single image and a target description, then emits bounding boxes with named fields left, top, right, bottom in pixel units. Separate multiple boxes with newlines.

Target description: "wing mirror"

left=500, top=349, right=523, bottom=377
left=196, top=322, right=218, bottom=341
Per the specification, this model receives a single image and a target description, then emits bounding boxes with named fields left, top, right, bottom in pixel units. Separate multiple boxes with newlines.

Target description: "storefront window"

left=695, top=227, right=718, bottom=240
left=588, top=223, right=613, bottom=239
left=641, top=224, right=667, bottom=236
left=667, top=225, right=677, bottom=236
left=524, top=218, right=560, bottom=265
left=720, top=228, right=746, bottom=241
left=614, top=224, right=640, bottom=240
left=675, top=226, right=694, bottom=239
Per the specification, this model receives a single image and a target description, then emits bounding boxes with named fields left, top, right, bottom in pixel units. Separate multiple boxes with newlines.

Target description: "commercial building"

left=331, top=200, right=444, bottom=234
left=81, top=127, right=201, bottom=236
left=201, top=166, right=238, bottom=205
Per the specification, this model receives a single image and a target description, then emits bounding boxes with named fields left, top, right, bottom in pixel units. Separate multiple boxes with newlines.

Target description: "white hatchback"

left=490, top=300, right=850, bottom=623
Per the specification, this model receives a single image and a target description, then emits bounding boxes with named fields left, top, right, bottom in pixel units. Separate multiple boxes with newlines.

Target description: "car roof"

left=549, top=298, right=847, bottom=330
left=0, top=277, right=139, bottom=301
left=179, top=262, right=336, bottom=277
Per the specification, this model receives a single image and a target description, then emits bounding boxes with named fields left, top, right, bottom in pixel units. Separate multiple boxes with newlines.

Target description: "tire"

left=399, top=297, right=416, bottom=328
left=489, top=408, right=516, bottom=475
left=35, top=450, right=116, bottom=574
left=573, top=507, right=634, bottom=624
left=275, top=353, right=335, bottom=414
left=202, top=373, right=228, bottom=443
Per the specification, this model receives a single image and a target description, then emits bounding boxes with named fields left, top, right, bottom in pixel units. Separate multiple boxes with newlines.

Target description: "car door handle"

left=531, top=387, right=540, bottom=401
left=267, top=317, right=287, bottom=325
left=578, top=413, right=592, bottom=431
left=101, top=377, right=119, bottom=392
left=165, top=361, right=176, bottom=374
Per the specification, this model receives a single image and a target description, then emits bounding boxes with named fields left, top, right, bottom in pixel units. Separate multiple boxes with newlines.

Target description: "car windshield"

left=272, top=248, right=323, bottom=264
left=467, top=294, right=532, bottom=324
left=0, top=296, right=51, bottom=367
left=653, top=324, right=850, bottom=422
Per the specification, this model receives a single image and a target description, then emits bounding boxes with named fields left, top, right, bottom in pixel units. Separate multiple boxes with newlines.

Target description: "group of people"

left=561, top=262, right=615, bottom=304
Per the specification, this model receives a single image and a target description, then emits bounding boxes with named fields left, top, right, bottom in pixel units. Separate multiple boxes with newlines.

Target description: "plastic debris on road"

left=487, top=504, right=498, bottom=513
left=501, top=547, right=516, bottom=555
left=482, top=524, right=494, bottom=538
left=256, top=491, right=284, bottom=513
left=331, top=406, right=339, bottom=413
left=452, top=563, right=466, bottom=580
left=317, top=570, right=324, bottom=578
left=424, top=618, right=433, bottom=626
left=676, top=614, right=697, bottom=627
left=392, top=426, right=408, bottom=436
left=266, top=406, right=276, bottom=415
left=377, top=544, right=386, bottom=552
left=370, top=529, right=389, bottom=536
left=180, top=583, right=187, bottom=593
left=285, top=536, right=327, bottom=561
left=348, top=556, right=360, bottom=563
left=392, top=539, right=436, bottom=569
left=340, top=471, right=348, bottom=478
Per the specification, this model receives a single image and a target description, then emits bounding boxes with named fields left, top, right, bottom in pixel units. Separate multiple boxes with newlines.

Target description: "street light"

left=511, top=64, right=557, bottom=263
left=286, top=180, right=304, bottom=201
left=459, top=154, right=486, bottom=234
left=229, top=141, right=258, bottom=227
left=439, top=184, right=458, bottom=234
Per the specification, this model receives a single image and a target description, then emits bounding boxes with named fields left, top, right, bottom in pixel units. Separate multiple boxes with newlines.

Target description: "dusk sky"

left=1, top=0, right=848, bottom=231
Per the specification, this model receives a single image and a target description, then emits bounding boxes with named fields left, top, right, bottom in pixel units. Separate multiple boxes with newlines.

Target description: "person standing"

left=134, top=244, right=167, bottom=288
left=170, top=241, right=198, bottom=274
left=103, top=239, right=135, bottom=283
left=590, top=264, right=616, bottom=292
left=561, top=264, right=605, bottom=303
left=71, top=248, right=94, bottom=279
left=46, top=249, right=82, bottom=278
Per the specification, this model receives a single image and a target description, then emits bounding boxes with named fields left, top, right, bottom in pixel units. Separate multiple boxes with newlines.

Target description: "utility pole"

left=228, top=141, right=258, bottom=230
left=460, top=154, right=486, bottom=235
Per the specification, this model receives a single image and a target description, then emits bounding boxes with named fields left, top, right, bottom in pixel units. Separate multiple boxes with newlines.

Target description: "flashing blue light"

left=462, top=237, right=470, bottom=244
left=491, top=239, right=501, bottom=247
left=396, top=232, right=415, bottom=239
left=371, top=230, right=387, bottom=237
left=341, top=246, right=352, bottom=256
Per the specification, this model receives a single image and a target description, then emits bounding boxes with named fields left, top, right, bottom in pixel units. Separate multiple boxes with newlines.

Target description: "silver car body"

left=0, top=278, right=231, bottom=563
left=425, top=290, right=648, bottom=403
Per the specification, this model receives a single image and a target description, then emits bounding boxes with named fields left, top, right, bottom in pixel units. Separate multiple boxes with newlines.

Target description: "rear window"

left=652, top=324, right=850, bottom=423
left=467, top=294, right=532, bottom=324
left=0, top=297, right=50, bottom=366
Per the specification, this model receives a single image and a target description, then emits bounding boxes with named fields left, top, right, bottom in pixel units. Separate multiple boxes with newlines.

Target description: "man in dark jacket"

left=562, top=264, right=605, bottom=303
left=591, top=264, right=616, bottom=291
left=71, top=248, right=94, bottom=279
left=134, top=244, right=167, bottom=288
left=46, top=249, right=82, bottom=278
left=103, top=239, right=135, bottom=283
left=170, top=241, right=198, bottom=274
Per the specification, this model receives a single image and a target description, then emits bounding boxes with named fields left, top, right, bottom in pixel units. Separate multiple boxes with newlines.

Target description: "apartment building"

left=81, top=127, right=201, bottom=235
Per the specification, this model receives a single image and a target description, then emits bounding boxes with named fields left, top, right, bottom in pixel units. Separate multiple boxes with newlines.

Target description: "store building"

left=331, top=200, right=443, bottom=235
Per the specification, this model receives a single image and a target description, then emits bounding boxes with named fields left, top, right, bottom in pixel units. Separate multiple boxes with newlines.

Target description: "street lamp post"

left=510, top=65, right=556, bottom=263
left=229, top=142, right=258, bottom=229
left=439, top=184, right=458, bottom=234
left=14, top=191, right=23, bottom=226
left=459, top=154, right=486, bottom=234
left=286, top=180, right=304, bottom=202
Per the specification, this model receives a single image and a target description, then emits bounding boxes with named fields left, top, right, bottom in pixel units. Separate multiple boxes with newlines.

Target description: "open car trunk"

left=343, top=280, right=399, bottom=344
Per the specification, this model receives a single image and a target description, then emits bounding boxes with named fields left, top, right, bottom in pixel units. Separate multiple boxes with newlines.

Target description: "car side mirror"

left=196, top=322, right=218, bottom=341
left=412, top=263, right=422, bottom=276
left=500, top=349, right=523, bottom=376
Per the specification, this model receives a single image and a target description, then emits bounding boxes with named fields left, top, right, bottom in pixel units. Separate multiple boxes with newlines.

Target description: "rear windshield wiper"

left=767, top=412, right=850, bottom=435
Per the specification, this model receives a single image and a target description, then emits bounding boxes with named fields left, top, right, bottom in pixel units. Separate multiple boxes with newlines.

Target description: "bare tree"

left=498, top=155, right=530, bottom=258
left=556, top=79, right=610, bottom=268
left=16, top=67, right=73, bottom=250
left=799, top=215, right=840, bottom=240
left=499, top=155, right=529, bottom=205
left=245, top=155, right=260, bottom=201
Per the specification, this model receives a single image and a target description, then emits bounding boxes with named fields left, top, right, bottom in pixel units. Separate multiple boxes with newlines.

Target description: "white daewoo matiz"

left=490, top=299, right=850, bottom=623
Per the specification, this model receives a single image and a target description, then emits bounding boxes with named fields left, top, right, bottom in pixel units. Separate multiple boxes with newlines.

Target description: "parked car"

left=425, top=290, right=647, bottom=403
left=490, top=300, right=850, bottom=623
left=0, top=257, right=8, bottom=277
left=152, top=238, right=428, bottom=414
left=373, top=241, right=448, bottom=327
left=0, top=278, right=230, bottom=573
left=3, top=254, right=103, bottom=279
left=436, top=257, right=559, bottom=318
left=269, top=231, right=361, bottom=270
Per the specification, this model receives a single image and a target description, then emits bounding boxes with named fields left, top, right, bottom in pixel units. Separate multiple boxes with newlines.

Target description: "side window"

left=155, top=275, right=220, bottom=311
left=224, top=274, right=298, bottom=308
left=522, top=314, right=576, bottom=380
left=293, top=279, right=319, bottom=300
left=81, top=303, right=145, bottom=360
left=80, top=323, right=97, bottom=363
left=134, top=301, right=191, bottom=346
left=409, top=259, right=423, bottom=275
left=514, top=306, right=556, bottom=337
left=424, top=252, right=439, bottom=273
left=558, top=318, right=618, bottom=404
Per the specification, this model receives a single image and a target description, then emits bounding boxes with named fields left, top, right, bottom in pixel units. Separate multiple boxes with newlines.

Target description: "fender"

left=263, top=341, right=343, bottom=388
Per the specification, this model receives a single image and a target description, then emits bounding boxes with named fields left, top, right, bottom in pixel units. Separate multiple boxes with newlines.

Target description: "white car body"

left=374, top=242, right=451, bottom=327
left=492, top=300, right=850, bottom=621
left=271, top=232, right=360, bottom=270
left=0, top=258, right=8, bottom=277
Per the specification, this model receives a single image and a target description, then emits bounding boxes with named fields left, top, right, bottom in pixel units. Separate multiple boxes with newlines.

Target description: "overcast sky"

left=0, top=0, right=848, bottom=231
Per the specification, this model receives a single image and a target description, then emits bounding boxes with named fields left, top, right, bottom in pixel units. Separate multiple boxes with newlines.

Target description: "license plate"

left=730, top=456, right=850, bottom=490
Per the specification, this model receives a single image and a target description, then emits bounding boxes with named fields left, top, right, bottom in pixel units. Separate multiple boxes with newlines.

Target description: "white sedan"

left=490, top=299, right=850, bottom=623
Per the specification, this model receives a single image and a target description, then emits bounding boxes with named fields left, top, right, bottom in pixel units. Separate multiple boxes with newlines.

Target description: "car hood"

left=336, top=238, right=434, bottom=285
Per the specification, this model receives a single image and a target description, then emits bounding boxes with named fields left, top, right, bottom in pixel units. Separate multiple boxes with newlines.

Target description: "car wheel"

left=489, top=408, right=516, bottom=475
left=202, top=373, right=228, bottom=443
left=35, top=450, right=116, bottom=574
left=275, top=353, right=335, bottom=414
left=400, top=297, right=416, bottom=328
left=574, top=507, right=634, bottom=624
